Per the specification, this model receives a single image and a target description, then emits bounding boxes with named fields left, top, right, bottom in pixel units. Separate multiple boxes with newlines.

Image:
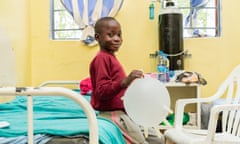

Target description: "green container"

left=161, top=112, right=190, bottom=126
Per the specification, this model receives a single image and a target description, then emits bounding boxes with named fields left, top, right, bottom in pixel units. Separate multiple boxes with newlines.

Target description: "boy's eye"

left=108, top=33, right=114, bottom=37
left=107, top=32, right=121, bottom=38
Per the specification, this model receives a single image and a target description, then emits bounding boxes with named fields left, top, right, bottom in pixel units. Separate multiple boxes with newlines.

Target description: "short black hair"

left=94, top=17, right=118, bottom=34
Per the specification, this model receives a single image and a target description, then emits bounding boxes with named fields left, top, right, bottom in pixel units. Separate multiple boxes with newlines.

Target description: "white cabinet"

left=164, top=82, right=201, bottom=128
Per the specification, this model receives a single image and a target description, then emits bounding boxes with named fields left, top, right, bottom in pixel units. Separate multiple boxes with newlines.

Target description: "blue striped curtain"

left=61, top=0, right=124, bottom=46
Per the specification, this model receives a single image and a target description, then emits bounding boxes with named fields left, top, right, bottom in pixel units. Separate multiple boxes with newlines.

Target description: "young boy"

left=89, top=17, right=164, bottom=144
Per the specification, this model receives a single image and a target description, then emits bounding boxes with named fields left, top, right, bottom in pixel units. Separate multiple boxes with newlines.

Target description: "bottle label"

left=158, top=72, right=169, bottom=83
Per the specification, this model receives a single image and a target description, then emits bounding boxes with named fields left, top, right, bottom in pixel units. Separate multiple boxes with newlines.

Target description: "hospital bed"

left=0, top=80, right=125, bottom=144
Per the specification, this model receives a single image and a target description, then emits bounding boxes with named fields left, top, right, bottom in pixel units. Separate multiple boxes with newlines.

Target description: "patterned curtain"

left=61, top=0, right=124, bottom=46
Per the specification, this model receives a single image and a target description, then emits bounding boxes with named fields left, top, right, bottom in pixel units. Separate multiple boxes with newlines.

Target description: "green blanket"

left=0, top=94, right=125, bottom=144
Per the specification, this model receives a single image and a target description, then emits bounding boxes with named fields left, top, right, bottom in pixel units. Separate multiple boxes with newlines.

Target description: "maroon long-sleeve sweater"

left=89, top=50, right=126, bottom=111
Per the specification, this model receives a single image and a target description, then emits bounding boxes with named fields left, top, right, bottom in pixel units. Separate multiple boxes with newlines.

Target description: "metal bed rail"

left=39, top=80, right=81, bottom=87
left=0, top=87, right=98, bottom=144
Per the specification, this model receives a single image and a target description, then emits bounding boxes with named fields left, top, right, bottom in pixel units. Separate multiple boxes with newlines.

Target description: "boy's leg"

left=99, top=111, right=147, bottom=144
left=141, top=126, right=165, bottom=144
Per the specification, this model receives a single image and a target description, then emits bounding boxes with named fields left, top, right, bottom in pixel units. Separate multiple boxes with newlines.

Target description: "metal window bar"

left=50, top=0, right=55, bottom=40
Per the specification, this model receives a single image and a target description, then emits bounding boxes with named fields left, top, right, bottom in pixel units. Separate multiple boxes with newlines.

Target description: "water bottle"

left=149, top=3, right=155, bottom=20
left=157, top=51, right=169, bottom=82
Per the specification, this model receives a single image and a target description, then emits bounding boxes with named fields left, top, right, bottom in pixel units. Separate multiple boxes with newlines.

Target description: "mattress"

left=0, top=90, right=125, bottom=144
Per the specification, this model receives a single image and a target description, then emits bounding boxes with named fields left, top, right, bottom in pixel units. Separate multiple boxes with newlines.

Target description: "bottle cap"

left=166, top=2, right=174, bottom=7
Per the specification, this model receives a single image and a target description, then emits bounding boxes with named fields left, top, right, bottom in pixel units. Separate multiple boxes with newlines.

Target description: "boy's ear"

left=95, top=33, right=99, bottom=41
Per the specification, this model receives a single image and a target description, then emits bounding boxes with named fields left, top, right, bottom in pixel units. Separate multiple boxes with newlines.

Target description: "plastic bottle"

left=157, top=51, right=169, bottom=82
left=149, top=3, right=155, bottom=20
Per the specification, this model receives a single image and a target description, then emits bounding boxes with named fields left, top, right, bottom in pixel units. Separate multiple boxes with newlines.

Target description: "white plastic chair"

left=165, top=65, right=240, bottom=144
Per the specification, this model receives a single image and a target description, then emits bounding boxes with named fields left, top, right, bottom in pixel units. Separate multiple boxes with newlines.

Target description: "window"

left=50, top=0, right=82, bottom=40
left=175, top=0, right=222, bottom=38
left=50, top=0, right=124, bottom=41
left=50, top=0, right=221, bottom=40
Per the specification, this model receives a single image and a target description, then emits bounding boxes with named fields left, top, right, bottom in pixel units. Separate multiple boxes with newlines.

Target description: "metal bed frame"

left=0, top=80, right=98, bottom=144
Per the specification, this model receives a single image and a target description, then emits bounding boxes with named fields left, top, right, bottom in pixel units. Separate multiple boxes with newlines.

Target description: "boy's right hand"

left=121, top=70, right=143, bottom=88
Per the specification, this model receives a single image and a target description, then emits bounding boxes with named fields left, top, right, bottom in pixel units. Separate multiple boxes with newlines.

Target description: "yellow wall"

left=0, top=0, right=30, bottom=85
left=1, top=0, right=240, bottom=98
left=0, top=0, right=30, bottom=102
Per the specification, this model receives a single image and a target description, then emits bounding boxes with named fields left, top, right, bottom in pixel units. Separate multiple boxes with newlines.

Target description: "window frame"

left=50, top=0, right=82, bottom=40
left=175, top=0, right=222, bottom=38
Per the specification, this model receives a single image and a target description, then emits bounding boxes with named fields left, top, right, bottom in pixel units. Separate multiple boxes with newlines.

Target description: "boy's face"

left=95, top=20, right=122, bottom=54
